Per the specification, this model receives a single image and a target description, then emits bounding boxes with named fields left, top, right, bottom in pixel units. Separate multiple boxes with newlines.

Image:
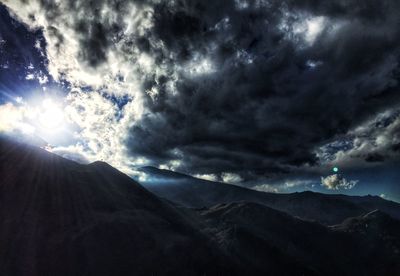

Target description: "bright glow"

left=18, top=122, right=35, bottom=134
left=304, top=16, right=325, bottom=44
left=306, top=60, right=323, bottom=69
left=0, top=95, right=74, bottom=147
left=333, top=167, right=339, bottom=173
left=38, top=99, right=64, bottom=130
left=280, top=14, right=327, bottom=46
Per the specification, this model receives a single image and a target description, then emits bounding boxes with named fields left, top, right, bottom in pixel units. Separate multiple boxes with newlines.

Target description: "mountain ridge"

left=139, top=166, right=400, bottom=224
left=0, top=138, right=239, bottom=276
left=1, top=138, right=400, bottom=275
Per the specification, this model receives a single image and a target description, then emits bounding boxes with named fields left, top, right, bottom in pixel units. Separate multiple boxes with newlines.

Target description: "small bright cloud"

left=194, top=173, right=218, bottom=182
left=303, top=16, right=325, bottom=44
left=321, top=174, right=358, bottom=190
left=0, top=103, right=32, bottom=134
left=49, top=144, right=90, bottom=164
left=253, top=179, right=315, bottom=194
left=253, top=184, right=279, bottom=193
left=26, top=73, right=35, bottom=80
left=221, top=172, right=243, bottom=184
left=280, top=12, right=328, bottom=47
left=283, top=179, right=315, bottom=189
left=159, top=160, right=182, bottom=171
left=306, top=60, right=323, bottom=69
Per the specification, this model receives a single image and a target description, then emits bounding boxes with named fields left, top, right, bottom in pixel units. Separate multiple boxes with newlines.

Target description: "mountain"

left=198, top=202, right=400, bottom=276
left=140, top=166, right=400, bottom=225
left=331, top=209, right=400, bottom=251
left=1, top=138, right=400, bottom=275
left=0, top=138, right=238, bottom=276
left=330, top=210, right=400, bottom=274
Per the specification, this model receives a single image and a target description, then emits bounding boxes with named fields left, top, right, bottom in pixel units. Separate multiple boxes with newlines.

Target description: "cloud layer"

left=2, top=0, right=400, bottom=186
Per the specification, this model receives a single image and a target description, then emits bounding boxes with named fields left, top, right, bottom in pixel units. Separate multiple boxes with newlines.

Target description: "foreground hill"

left=140, top=166, right=400, bottom=225
left=0, top=138, right=236, bottom=276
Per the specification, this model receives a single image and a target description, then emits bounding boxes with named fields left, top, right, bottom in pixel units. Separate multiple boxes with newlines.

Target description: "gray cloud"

left=3, top=0, right=400, bottom=185
left=318, top=108, right=400, bottom=170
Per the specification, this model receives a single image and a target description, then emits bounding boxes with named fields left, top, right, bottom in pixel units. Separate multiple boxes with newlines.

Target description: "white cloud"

left=159, top=159, right=182, bottom=171
left=303, top=16, right=325, bottom=44
left=283, top=179, right=315, bottom=189
left=25, top=71, right=48, bottom=84
left=306, top=60, right=323, bottom=69
left=317, top=107, right=400, bottom=169
left=25, top=73, right=35, bottom=80
left=2, top=0, right=159, bottom=97
left=49, top=144, right=90, bottom=164
left=320, top=174, right=358, bottom=190
left=252, top=178, right=316, bottom=193
left=0, top=103, right=34, bottom=134
left=194, top=173, right=218, bottom=182
left=253, top=184, right=279, bottom=193
left=221, top=172, right=243, bottom=184
left=63, top=89, right=148, bottom=174
left=279, top=10, right=348, bottom=49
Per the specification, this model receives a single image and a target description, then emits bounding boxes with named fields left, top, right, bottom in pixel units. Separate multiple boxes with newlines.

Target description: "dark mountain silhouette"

left=330, top=210, right=400, bottom=274
left=198, top=202, right=400, bottom=276
left=1, top=138, right=400, bottom=275
left=140, top=166, right=400, bottom=225
left=0, top=138, right=237, bottom=276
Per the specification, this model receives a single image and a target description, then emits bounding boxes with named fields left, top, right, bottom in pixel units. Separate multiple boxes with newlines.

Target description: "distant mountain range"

left=140, top=166, right=400, bottom=225
left=0, top=138, right=399, bottom=275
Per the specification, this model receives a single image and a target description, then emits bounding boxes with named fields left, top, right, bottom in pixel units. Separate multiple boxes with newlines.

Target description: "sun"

left=38, top=99, right=64, bottom=130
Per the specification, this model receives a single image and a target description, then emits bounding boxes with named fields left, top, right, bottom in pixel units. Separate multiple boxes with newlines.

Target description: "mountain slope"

left=140, top=166, right=400, bottom=225
left=198, top=202, right=400, bottom=276
left=0, top=138, right=237, bottom=276
left=330, top=210, right=400, bottom=274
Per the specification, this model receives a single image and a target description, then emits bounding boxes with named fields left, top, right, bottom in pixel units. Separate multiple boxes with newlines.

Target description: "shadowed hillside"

left=0, top=138, right=237, bottom=276
left=198, top=202, right=400, bottom=275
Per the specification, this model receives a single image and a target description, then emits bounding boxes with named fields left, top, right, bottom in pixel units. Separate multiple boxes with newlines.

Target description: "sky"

left=0, top=0, right=399, bottom=202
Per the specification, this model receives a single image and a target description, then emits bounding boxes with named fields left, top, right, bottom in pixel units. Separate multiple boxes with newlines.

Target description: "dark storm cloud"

left=287, top=0, right=392, bottom=21
left=4, top=0, right=400, bottom=181
left=125, top=0, right=400, bottom=178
